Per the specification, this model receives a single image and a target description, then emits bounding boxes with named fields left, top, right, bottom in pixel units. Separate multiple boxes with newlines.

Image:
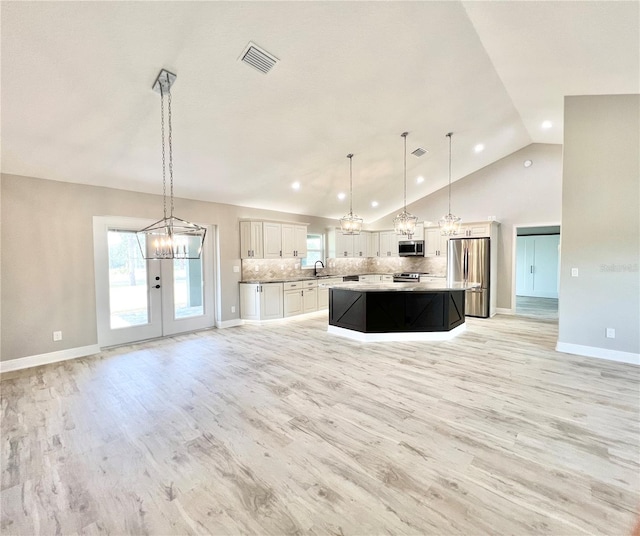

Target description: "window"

left=301, top=234, right=324, bottom=268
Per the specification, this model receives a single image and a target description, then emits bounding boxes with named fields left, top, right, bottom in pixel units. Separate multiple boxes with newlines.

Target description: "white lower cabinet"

left=317, top=277, right=343, bottom=310
left=240, top=282, right=283, bottom=320
left=284, top=280, right=318, bottom=317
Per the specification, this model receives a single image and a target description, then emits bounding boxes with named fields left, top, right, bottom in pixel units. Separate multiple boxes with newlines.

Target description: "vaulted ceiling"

left=2, top=1, right=638, bottom=222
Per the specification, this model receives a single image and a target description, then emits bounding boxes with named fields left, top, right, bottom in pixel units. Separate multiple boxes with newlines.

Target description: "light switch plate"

left=606, top=328, right=615, bottom=339
left=571, top=268, right=579, bottom=277
left=53, top=331, right=62, bottom=341
left=233, top=265, right=240, bottom=273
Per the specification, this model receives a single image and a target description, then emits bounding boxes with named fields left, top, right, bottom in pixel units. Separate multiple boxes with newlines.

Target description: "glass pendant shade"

left=340, top=212, right=363, bottom=234
left=438, top=213, right=461, bottom=236
left=394, top=132, right=417, bottom=237
left=439, top=131, right=460, bottom=237
left=340, top=153, right=362, bottom=235
left=393, top=210, right=418, bottom=236
left=137, top=69, right=206, bottom=260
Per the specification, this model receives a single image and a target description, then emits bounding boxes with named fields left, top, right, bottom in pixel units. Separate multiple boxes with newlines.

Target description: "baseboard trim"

left=496, top=308, right=515, bottom=315
left=215, top=319, right=244, bottom=329
left=556, top=342, right=640, bottom=366
left=0, top=344, right=101, bottom=374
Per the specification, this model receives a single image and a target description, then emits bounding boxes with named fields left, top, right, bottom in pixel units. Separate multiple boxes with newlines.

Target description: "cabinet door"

left=379, top=231, right=398, bottom=257
left=335, top=232, right=354, bottom=257
left=263, top=222, right=282, bottom=258
left=317, top=287, right=329, bottom=310
left=425, top=228, right=447, bottom=257
left=261, top=283, right=284, bottom=319
left=281, top=223, right=295, bottom=257
left=294, top=225, right=307, bottom=258
left=460, top=223, right=491, bottom=237
left=284, top=290, right=303, bottom=317
left=368, top=232, right=380, bottom=257
left=302, top=288, right=317, bottom=313
left=240, top=221, right=253, bottom=259
left=240, top=284, right=260, bottom=320
left=353, top=233, right=367, bottom=257
left=250, top=221, right=264, bottom=258
left=412, top=224, right=425, bottom=240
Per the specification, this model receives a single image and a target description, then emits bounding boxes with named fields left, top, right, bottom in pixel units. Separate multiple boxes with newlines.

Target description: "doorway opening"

left=513, top=224, right=560, bottom=320
left=94, top=216, right=216, bottom=347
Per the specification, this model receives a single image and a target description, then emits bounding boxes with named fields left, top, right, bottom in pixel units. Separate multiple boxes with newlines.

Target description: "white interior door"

left=94, top=216, right=215, bottom=347
left=516, top=234, right=560, bottom=299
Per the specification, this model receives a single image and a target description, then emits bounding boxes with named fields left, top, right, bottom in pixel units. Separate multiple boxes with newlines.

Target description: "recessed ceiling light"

left=524, top=159, right=533, bottom=168
left=541, top=120, right=552, bottom=129
left=371, top=201, right=379, bottom=208
left=291, top=181, right=300, bottom=190
left=474, top=143, right=485, bottom=153
left=337, top=192, right=346, bottom=200
left=416, top=176, right=425, bottom=184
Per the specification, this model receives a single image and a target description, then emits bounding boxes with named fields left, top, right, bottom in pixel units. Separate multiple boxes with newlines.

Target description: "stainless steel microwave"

left=398, top=240, right=425, bottom=257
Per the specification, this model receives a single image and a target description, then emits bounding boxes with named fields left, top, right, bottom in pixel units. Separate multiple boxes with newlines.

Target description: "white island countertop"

left=328, top=282, right=479, bottom=292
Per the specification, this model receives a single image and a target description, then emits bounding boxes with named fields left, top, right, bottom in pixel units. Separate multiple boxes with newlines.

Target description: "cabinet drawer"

left=302, top=280, right=317, bottom=288
left=283, top=281, right=301, bottom=291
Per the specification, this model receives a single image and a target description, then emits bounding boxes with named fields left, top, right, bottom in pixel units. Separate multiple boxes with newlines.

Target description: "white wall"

left=0, top=174, right=336, bottom=362
left=558, top=95, right=640, bottom=362
left=369, top=143, right=563, bottom=310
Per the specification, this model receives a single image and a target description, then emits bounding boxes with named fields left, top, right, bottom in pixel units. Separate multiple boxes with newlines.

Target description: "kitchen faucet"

left=314, top=260, right=325, bottom=276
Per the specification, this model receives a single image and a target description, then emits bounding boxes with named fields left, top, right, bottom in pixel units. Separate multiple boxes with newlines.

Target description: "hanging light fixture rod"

left=439, top=131, right=461, bottom=236
left=339, top=153, right=363, bottom=235
left=393, top=131, right=418, bottom=237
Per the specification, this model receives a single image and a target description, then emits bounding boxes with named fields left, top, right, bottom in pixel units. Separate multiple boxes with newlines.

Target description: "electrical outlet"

left=233, top=265, right=240, bottom=273
left=231, top=306, right=236, bottom=313
left=53, top=331, right=62, bottom=341
left=571, top=268, right=579, bottom=277
left=606, top=328, right=615, bottom=339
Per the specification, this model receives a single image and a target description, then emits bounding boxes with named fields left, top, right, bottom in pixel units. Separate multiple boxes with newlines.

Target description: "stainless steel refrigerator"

left=447, top=237, right=490, bottom=318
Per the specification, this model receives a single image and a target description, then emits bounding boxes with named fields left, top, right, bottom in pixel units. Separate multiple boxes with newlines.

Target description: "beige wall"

left=369, top=143, right=563, bottom=310
left=0, top=174, right=336, bottom=361
left=559, top=95, right=640, bottom=356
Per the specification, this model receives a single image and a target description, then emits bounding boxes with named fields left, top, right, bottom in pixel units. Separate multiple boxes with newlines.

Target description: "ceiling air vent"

left=239, top=42, right=279, bottom=74
left=411, top=147, right=428, bottom=157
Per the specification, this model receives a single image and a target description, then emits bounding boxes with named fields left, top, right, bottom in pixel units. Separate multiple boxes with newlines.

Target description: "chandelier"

left=439, top=132, right=461, bottom=236
left=137, top=69, right=206, bottom=260
left=393, top=132, right=418, bottom=236
left=339, top=153, right=363, bottom=235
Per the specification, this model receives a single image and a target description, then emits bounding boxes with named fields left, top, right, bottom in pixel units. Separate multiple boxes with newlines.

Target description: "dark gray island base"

left=329, top=284, right=466, bottom=342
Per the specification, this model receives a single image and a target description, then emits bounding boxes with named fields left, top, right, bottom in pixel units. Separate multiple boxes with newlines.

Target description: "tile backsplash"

left=241, top=256, right=446, bottom=281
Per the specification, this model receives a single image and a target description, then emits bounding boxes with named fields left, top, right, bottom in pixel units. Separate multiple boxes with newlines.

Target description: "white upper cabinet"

left=240, top=221, right=263, bottom=259
left=379, top=231, right=399, bottom=257
left=263, top=222, right=283, bottom=258
left=328, top=228, right=354, bottom=258
left=425, top=227, right=448, bottom=257
left=368, top=232, right=380, bottom=257
left=353, top=232, right=368, bottom=258
left=241, top=220, right=309, bottom=259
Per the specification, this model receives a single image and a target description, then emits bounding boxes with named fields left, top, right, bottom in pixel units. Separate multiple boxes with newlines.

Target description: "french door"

left=94, top=217, right=215, bottom=347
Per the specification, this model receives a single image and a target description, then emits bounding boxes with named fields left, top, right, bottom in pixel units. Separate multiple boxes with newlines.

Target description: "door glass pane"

left=108, top=231, right=149, bottom=328
left=173, top=256, right=204, bottom=319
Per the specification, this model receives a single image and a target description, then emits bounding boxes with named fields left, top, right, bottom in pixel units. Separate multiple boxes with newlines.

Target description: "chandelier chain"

left=160, top=85, right=167, bottom=220
left=348, top=154, right=353, bottom=214
left=447, top=132, right=452, bottom=215
left=403, top=132, right=407, bottom=210
left=167, top=82, right=174, bottom=218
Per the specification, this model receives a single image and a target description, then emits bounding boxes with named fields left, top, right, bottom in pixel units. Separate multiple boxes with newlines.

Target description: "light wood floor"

left=516, top=296, right=559, bottom=321
left=1, top=314, right=639, bottom=535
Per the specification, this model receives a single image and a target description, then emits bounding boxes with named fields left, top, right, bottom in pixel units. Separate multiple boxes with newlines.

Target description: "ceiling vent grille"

left=411, top=147, right=428, bottom=157
left=239, top=42, right=278, bottom=74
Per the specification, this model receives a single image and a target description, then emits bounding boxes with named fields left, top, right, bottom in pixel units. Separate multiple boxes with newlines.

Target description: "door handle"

left=530, top=265, right=534, bottom=274
left=154, top=284, right=161, bottom=289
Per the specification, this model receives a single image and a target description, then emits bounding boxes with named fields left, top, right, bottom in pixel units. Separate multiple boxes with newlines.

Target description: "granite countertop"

left=240, top=273, right=395, bottom=284
left=330, top=282, right=479, bottom=292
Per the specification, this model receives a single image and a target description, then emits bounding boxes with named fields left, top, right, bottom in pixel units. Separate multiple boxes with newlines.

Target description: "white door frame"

left=510, top=221, right=561, bottom=313
left=93, top=216, right=217, bottom=348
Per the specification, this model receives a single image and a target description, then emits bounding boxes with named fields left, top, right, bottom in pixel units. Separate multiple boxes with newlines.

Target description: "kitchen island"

left=328, top=282, right=470, bottom=342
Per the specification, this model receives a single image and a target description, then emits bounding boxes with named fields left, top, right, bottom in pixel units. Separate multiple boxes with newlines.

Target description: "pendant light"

left=137, top=69, right=206, bottom=260
left=339, top=153, right=363, bottom=235
left=393, top=132, right=418, bottom=237
left=439, top=132, right=461, bottom=236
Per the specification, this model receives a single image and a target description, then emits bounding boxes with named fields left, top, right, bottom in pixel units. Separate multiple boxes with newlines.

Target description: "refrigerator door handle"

left=463, top=247, right=469, bottom=281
